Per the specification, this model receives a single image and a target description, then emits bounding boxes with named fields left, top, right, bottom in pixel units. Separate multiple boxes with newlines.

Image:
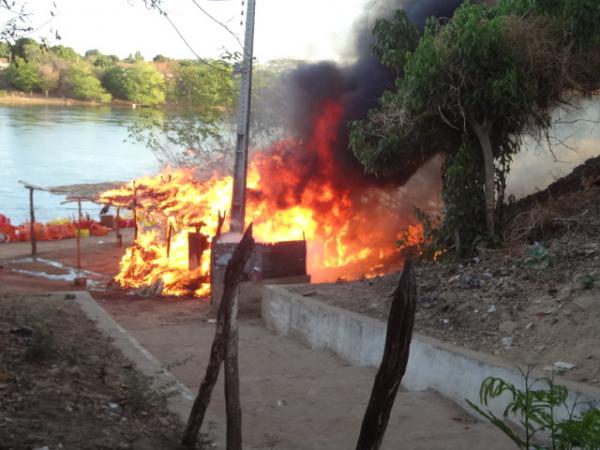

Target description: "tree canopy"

left=102, top=61, right=166, bottom=106
left=350, top=0, right=600, bottom=252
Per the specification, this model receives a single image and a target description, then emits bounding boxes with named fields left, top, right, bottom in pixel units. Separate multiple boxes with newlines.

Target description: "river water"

left=0, top=105, right=159, bottom=224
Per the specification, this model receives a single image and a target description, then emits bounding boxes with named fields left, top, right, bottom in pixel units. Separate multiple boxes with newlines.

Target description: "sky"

left=2, top=0, right=383, bottom=62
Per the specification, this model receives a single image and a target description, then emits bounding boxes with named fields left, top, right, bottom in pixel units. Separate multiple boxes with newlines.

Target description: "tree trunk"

left=181, top=224, right=255, bottom=449
left=470, top=116, right=496, bottom=238
left=355, top=260, right=417, bottom=450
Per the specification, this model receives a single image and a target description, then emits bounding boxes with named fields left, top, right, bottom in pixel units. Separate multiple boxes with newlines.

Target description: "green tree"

left=50, top=45, right=80, bottom=62
left=85, top=49, right=118, bottom=69
left=124, top=50, right=144, bottom=63
left=62, top=63, right=111, bottom=102
left=5, top=57, right=41, bottom=92
left=127, top=59, right=238, bottom=173
left=168, top=60, right=235, bottom=114
left=38, top=63, right=59, bottom=96
left=0, top=41, right=10, bottom=58
left=103, top=62, right=165, bottom=106
left=350, top=1, right=600, bottom=249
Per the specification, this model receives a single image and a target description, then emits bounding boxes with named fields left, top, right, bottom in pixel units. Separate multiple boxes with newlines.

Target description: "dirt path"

left=100, top=297, right=514, bottom=450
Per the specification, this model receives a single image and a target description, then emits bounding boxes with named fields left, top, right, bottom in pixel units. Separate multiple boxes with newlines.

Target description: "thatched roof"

left=19, top=180, right=126, bottom=204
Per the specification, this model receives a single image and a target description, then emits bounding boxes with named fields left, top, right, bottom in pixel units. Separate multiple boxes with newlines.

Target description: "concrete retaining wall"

left=263, top=285, right=600, bottom=424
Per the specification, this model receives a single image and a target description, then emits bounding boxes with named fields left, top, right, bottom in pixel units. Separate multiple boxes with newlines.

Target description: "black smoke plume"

left=272, top=0, right=464, bottom=193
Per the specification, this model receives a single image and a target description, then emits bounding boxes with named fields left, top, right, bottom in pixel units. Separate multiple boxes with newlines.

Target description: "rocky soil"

left=0, top=292, right=184, bottom=450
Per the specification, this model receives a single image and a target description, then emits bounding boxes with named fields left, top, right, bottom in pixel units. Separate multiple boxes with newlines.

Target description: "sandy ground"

left=100, top=297, right=514, bottom=450
left=0, top=235, right=516, bottom=449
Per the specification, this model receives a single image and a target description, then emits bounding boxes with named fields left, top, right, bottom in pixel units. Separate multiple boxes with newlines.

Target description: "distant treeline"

left=0, top=38, right=251, bottom=108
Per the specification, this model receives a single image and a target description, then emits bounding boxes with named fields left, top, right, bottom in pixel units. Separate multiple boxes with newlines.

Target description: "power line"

left=189, top=0, right=245, bottom=52
left=144, top=1, right=231, bottom=73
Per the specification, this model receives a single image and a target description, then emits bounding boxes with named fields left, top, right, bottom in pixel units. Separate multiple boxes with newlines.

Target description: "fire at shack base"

left=100, top=101, right=432, bottom=298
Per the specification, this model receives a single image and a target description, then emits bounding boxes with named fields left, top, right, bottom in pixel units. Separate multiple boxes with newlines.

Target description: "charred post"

left=182, top=224, right=255, bottom=450
left=356, top=260, right=417, bottom=450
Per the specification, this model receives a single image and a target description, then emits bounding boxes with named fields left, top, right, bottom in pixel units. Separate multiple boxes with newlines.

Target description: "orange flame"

left=101, top=100, right=426, bottom=297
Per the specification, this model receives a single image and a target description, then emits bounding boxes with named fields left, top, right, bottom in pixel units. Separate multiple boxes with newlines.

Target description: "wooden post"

left=356, top=260, right=417, bottom=450
left=224, top=276, right=242, bottom=450
left=76, top=199, right=82, bottom=273
left=166, top=220, right=173, bottom=259
left=115, top=207, right=123, bottom=248
left=182, top=224, right=254, bottom=450
left=132, top=181, right=138, bottom=240
left=28, top=187, right=36, bottom=257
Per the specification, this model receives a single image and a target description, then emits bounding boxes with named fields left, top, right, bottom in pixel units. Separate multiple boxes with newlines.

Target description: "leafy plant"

left=525, top=243, right=555, bottom=269
left=468, top=371, right=600, bottom=449
left=350, top=0, right=600, bottom=251
left=579, top=274, right=598, bottom=290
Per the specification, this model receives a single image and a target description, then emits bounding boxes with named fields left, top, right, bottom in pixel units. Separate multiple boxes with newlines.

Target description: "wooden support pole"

left=166, top=220, right=173, bottom=259
left=116, top=206, right=123, bottom=248
left=28, top=187, right=36, bottom=257
left=132, top=181, right=138, bottom=240
left=224, top=281, right=242, bottom=450
left=76, top=199, right=82, bottom=273
left=355, top=260, right=417, bottom=450
left=182, top=224, right=254, bottom=450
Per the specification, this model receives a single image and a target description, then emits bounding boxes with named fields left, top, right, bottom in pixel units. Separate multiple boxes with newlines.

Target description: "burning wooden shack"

left=99, top=169, right=309, bottom=300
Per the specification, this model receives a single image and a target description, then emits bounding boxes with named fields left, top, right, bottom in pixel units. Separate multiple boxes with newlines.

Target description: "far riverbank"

left=0, top=91, right=137, bottom=108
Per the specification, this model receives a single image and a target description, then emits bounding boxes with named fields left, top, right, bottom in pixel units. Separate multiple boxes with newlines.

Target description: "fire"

left=101, top=100, right=427, bottom=297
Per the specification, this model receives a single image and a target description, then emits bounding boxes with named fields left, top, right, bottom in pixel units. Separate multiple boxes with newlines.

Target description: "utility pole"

left=230, top=0, right=256, bottom=233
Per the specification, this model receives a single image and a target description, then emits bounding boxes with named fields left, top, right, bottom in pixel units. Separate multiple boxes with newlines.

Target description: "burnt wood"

left=182, top=224, right=255, bottom=450
left=355, top=260, right=417, bottom=450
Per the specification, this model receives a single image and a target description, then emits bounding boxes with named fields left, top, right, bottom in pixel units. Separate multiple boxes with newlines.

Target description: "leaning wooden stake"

left=182, top=224, right=255, bottom=450
left=356, top=260, right=417, bottom=450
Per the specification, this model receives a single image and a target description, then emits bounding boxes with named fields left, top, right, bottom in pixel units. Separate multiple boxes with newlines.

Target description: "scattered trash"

left=448, top=274, right=461, bottom=283
left=276, top=399, right=287, bottom=407
left=487, top=305, right=496, bottom=313
left=501, top=337, right=513, bottom=348
left=109, top=402, right=120, bottom=409
left=207, top=319, right=217, bottom=324
left=462, top=275, right=482, bottom=288
left=545, top=361, right=577, bottom=373
left=525, top=322, right=534, bottom=330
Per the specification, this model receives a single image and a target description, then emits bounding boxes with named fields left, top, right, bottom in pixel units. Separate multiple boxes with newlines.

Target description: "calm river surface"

left=0, top=105, right=159, bottom=224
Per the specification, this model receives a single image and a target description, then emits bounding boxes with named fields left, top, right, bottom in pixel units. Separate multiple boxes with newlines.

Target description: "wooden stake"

left=166, top=220, right=173, bottom=259
left=28, top=187, right=36, bottom=257
left=182, top=224, right=254, bottom=450
left=132, top=181, right=138, bottom=240
left=76, top=199, right=82, bottom=273
left=116, top=206, right=123, bottom=248
left=355, top=260, right=417, bottom=450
